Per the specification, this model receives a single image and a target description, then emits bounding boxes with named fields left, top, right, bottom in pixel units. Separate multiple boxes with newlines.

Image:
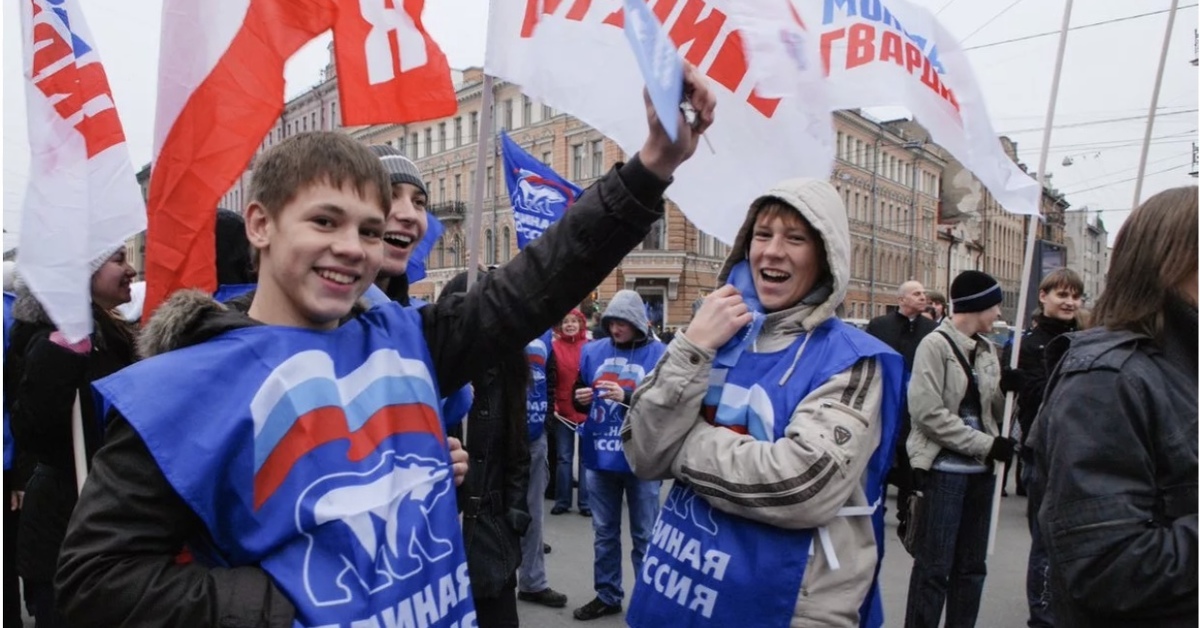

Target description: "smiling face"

left=246, top=181, right=385, bottom=329
left=91, top=248, right=136, bottom=310
left=1039, top=285, right=1081, bottom=322
left=561, top=313, right=583, bottom=337
left=748, top=204, right=826, bottom=313
left=379, top=182, right=429, bottom=277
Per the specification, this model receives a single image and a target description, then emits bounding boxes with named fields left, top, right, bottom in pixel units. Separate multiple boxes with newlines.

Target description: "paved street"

left=519, top=484, right=1033, bottom=627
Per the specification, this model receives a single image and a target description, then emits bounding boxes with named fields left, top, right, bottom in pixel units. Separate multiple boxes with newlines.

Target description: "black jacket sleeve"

left=422, top=156, right=668, bottom=394
left=573, top=371, right=592, bottom=415
left=10, top=331, right=88, bottom=467
left=1035, top=366, right=1198, bottom=620
left=55, top=415, right=294, bottom=628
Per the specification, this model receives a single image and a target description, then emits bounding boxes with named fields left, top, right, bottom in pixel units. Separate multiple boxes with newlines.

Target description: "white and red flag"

left=144, top=0, right=456, bottom=317
left=17, top=0, right=146, bottom=342
left=487, top=0, right=835, bottom=244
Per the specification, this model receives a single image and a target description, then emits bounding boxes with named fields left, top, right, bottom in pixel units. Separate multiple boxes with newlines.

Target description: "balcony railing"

left=430, top=201, right=467, bottom=222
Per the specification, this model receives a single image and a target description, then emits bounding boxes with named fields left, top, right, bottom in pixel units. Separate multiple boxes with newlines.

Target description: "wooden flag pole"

left=987, top=0, right=1074, bottom=556
left=466, top=74, right=496, bottom=294
left=1132, top=0, right=1181, bottom=207
left=71, top=392, right=87, bottom=495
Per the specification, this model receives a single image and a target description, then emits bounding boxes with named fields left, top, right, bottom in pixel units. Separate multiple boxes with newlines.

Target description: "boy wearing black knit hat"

left=367, top=144, right=428, bottom=305
left=902, top=269, right=1017, bottom=628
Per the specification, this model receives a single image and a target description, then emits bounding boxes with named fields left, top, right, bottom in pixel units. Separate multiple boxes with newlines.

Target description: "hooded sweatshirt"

left=552, top=309, right=589, bottom=425
left=622, top=178, right=904, bottom=628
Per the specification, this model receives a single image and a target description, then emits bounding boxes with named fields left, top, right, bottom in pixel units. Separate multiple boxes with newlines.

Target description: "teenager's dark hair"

left=249, top=132, right=391, bottom=218
left=1091, top=186, right=1197, bottom=339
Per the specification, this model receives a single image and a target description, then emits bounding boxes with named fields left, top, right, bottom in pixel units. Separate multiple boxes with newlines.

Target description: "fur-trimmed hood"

left=717, top=178, right=850, bottom=333
left=136, top=288, right=375, bottom=359
left=12, top=279, right=54, bottom=327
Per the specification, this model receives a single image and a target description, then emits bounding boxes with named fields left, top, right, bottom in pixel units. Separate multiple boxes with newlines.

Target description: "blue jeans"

left=904, top=471, right=995, bottom=628
left=1022, top=457, right=1053, bottom=628
left=585, top=468, right=660, bottom=606
left=519, top=433, right=549, bottom=593
left=554, top=421, right=588, bottom=511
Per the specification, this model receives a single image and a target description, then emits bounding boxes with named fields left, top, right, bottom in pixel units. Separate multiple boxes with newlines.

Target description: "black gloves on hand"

left=999, top=368, right=1026, bottom=394
left=987, top=436, right=1017, bottom=464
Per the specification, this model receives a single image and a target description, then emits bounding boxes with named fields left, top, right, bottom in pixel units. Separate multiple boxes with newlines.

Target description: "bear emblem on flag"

left=297, top=452, right=454, bottom=607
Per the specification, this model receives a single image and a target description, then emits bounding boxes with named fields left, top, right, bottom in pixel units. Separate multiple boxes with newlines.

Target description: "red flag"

left=145, top=0, right=457, bottom=319
left=334, top=0, right=458, bottom=125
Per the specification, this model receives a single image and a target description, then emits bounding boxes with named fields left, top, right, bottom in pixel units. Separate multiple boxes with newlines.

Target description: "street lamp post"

left=905, top=140, right=926, bottom=280
left=868, top=135, right=883, bottom=316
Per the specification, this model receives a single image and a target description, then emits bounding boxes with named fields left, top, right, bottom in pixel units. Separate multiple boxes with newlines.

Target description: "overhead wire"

left=960, top=0, right=1027, bottom=44
left=1060, top=163, right=1191, bottom=195
left=965, top=4, right=1199, bottom=51
left=999, top=109, right=1199, bottom=134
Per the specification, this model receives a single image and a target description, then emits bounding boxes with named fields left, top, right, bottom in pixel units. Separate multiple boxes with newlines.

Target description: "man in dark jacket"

left=865, top=280, right=936, bottom=536
left=54, top=69, right=716, bottom=628
left=439, top=270, right=532, bottom=627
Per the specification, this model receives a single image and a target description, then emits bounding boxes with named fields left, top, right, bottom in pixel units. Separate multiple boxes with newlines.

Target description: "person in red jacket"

left=550, top=309, right=590, bottom=516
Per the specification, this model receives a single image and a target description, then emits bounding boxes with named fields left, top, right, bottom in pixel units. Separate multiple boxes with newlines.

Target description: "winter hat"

left=950, top=270, right=1003, bottom=314
left=601, top=290, right=650, bottom=338
left=367, top=144, right=426, bottom=197
left=89, top=244, right=124, bottom=276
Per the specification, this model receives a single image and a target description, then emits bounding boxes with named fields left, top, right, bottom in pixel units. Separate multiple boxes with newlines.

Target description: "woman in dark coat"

left=439, top=270, right=531, bottom=628
left=5, top=247, right=138, bottom=628
left=1028, top=186, right=1197, bottom=627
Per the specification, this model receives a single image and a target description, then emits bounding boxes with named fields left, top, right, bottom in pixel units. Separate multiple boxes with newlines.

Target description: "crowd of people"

left=2, top=66, right=1195, bottom=628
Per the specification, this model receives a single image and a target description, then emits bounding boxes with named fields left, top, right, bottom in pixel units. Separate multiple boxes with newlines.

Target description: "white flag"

left=486, top=0, right=834, bottom=244
left=802, top=0, right=1040, bottom=216
left=19, top=0, right=146, bottom=341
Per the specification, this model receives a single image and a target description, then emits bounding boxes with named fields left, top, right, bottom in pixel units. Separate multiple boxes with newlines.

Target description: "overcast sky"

left=3, top=0, right=1197, bottom=252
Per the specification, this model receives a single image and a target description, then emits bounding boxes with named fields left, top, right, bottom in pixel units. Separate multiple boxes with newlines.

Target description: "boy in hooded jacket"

left=572, top=290, right=667, bottom=621
left=622, top=179, right=904, bottom=628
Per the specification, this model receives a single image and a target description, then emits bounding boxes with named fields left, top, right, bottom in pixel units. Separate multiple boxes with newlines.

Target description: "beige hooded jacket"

left=622, top=178, right=889, bottom=627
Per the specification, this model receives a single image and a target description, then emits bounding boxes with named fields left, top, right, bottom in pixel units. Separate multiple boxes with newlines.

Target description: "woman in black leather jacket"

left=1028, top=186, right=1197, bottom=627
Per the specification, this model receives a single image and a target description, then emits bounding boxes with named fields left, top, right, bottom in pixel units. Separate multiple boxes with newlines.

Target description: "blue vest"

left=525, top=331, right=553, bottom=441
left=3, top=292, right=15, bottom=471
left=578, top=338, right=666, bottom=474
left=627, top=319, right=903, bottom=628
left=93, top=304, right=476, bottom=628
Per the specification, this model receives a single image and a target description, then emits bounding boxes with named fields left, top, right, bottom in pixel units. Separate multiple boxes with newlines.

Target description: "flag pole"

left=71, top=392, right=87, bottom=495
left=1132, top=0, right=1180, bottom=207
left=466, top=74, right=496, bottom=292
left=987, top=0, right=1074, bottom=555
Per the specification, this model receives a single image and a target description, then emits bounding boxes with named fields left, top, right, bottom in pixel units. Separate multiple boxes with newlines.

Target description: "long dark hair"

left=1091, top=186, right=1198, bottom=340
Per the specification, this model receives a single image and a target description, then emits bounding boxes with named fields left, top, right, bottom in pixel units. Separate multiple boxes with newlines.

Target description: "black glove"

left=987, top=436, right=1017, bottom=464
left=999, top=368, right=1026, bottom=394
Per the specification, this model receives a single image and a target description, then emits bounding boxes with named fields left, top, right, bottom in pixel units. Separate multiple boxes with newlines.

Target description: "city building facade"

left=1063, top=208, right=1110, bottom=307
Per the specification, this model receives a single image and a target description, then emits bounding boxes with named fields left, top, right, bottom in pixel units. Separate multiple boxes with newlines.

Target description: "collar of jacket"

left=382, top=273, right=411, bottom=306
left=1033, top=314, right=1077, bottom=337
left=938, top=317, right=992, bottom=355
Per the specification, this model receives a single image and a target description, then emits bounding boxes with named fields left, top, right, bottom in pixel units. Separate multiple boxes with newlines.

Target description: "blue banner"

left=500, top=131, right=582, bottom=249
left=408, top=211, right=444, bottom=284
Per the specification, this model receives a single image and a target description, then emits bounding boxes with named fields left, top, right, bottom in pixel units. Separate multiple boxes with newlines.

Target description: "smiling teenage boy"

left=54, top=67, right=716, bottom=628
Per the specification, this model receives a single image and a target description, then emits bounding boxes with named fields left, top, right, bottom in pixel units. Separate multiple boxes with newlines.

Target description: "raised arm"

left=423, top=65, right=716, bottom=394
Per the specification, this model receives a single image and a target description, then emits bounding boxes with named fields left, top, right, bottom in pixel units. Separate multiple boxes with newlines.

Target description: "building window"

left=454, top=174, right=461, bottom=201
left=438, top=178, right=446, bottom=202
left=542, top=151, right=552, bottom=166
left=425, top=129, right=433, bottom=155
left=502, top=226, right=511, bottom=261
left=542, top=104, right=553, bottom=119
left=470, top=112, right=479, bottom=143
left=641, top=218, right=665, bottom=250
left=571, top=144, right=584, bottom=180
left=311, top=112, right=317, bottom=130
left=485, top=229, right=495, bottom=265
left=331, top=102, right=338, bottom=127
left=411, top=133, right=419, bottom=158
left=502, top=99, right=514, bottom=130
left=398, top=136, right=406, bottom=156
left=486, top=166, right=494, bottom=196
left=522, top=96, right=532, bottom=126
left=437, top=239, right=445, bottom=268
left=438, top=123, right=447, bottom=152
left=454, top=117, right=462, bottom=147
left=452, top=235, right=462, bottom=267
left=591, top=139, right=604, bottom=177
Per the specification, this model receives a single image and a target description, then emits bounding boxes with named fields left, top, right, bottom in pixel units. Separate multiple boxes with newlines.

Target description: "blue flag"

left=622, top=0, right=683, bottom=142
left=407, top=211, right=444, bottom=284
left=500, top=131, right=582, bottom=249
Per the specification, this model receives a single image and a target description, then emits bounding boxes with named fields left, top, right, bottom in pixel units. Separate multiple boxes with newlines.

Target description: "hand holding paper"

left=639, top=62, right=716, bottom=181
